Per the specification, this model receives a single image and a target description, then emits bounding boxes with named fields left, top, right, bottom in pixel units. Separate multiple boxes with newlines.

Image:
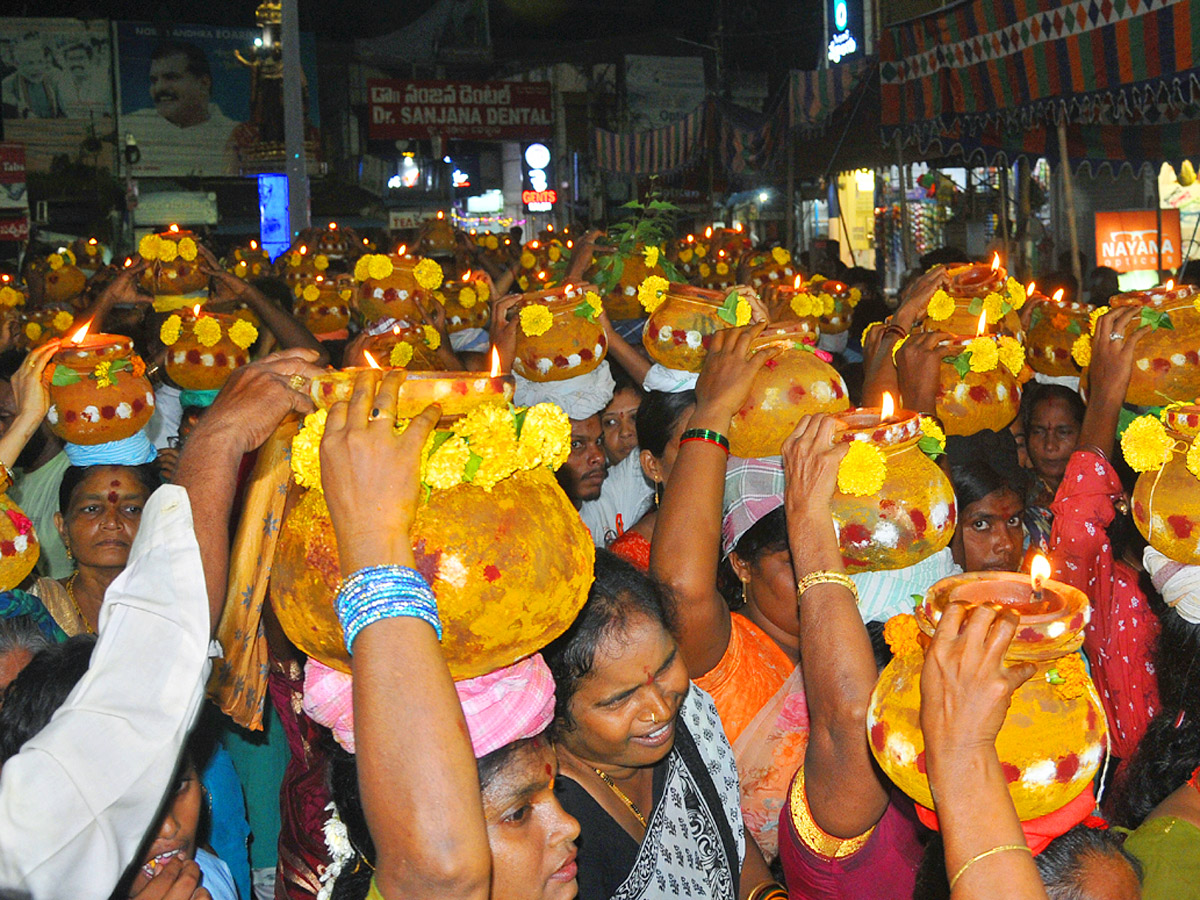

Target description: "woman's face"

left=133, top=763, right=201, bottom=891
left=485, top=738, right=580, bottom=900
left=559, top=612, right=690, bottom=771
left=741, top=545, right=801, bottom=639
left=600, top=389, right=642, bottom=466
left=56, top=467, right=150, bottom=571
left=952, top=487, right=1026, bottom=572
left=1026, top=397, right=1081, bottom=486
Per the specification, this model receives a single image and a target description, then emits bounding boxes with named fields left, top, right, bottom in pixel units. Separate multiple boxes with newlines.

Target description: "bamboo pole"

left=1056, top=120, right=1082, bottom=294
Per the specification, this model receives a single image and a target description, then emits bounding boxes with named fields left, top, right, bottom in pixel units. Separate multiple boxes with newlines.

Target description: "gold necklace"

left=593, top=768, right=648, bottom=829
left=66, top=573, right=95, bottom=635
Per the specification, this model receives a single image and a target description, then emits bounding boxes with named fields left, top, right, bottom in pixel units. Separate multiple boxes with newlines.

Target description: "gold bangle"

left=796, top=570, right=858, bottom=603
left=948, top=843, right=1031, bottom=891
left=747, top=882, right=787, bottom=900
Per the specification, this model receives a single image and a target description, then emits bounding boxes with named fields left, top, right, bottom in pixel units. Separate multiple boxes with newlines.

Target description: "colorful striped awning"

left=592, top=103, right=708, bottom=175
left=789, top=59, right=873, bottom=135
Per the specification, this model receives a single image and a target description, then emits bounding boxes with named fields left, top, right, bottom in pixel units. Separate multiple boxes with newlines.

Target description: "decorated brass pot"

left=226, top=241, right=272, bottom=280
left=643, top=284, right=745, bottom=372
left=41, top=249, right=88, bottom=305
left=45, top=333, right=155, bottom=444
left=1099, top=284, right=1200, bottom=407
left=0, top=495, right=38, bottom=591
left=1131, top=404, right=1200, bottom=564
left=71, top=238, right=107, bottom=274
left=353, top=252, right=441, bottom=325
left=294, top=275, right=353, bottom=335
left=744, top=248, right=798, bottom=294
left=137, top=228, right=209, bottom=296
left=727, top=324, right=849, bottom=458
left=436, top=276, right=491, bottom=333
left=161, top=308, right=257, bottom=391
left=932, top=333, right=1024, bottom=436
left=20, top=308, right=75, bottom=349
left=588, top=245, right=669, bottom=320
left=868, top=572, right=1105, bottom=820
left=512, top=284, right=607, bottom=382
left=1026, top=291, right=1088, bottom=378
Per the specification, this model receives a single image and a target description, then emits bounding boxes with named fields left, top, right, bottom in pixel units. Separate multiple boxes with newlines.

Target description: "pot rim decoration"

left=308, top=369, right=514, bottom=424
left=1164, top=402, right=1200, bottom=438
left=1110, top=283, right=1200, bottom=312
left=514, top=281, right=598, bottom=311
left=831, top=407, right=922, bottom=447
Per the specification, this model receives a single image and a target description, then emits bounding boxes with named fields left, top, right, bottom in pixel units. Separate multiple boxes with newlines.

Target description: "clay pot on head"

left=642, top=283, right=739, bottom=373
left=436, top=278, right=491, bottom=333
left=41, top=251, right=88, bottom=306
left=294, top=275, right=352, bottom=336
left=512, top=284, right=607, bottom=382
left=311, top=224, right=358, bottom=261
left=362, top=324, right=445, bottom=371
left=0, top=493, right=38, bottom=591
left=1095, top=284, right=1200, bottom=406
left=353, top=253, right=441, bottom=326
left=1026, top=294, right=1089, bottom=378
left=46, top=334, right=155, bottom=444
left=20, top=308, right=75, bottom=350
left=933, top=334, right=1023, bottom=436
left=161, top=309, right=256, bottom=392
left=1131, top=404, right=1200, bottom=564
left=138, top=229, right=210, bottom=296
left=226, top=241, right=272, bottom=280
left=587, top=246, right=668, bottom=320
left=71, top=238, right=107, bottom=274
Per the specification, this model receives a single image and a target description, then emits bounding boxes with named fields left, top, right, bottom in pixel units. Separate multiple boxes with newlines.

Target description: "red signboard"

left=368, top=80, right=553, bottom=141
left=522, top=189, right=558, bottom=205
left=1095, top=209, right=1182, bottom=271
left=0, top=217, right=29, bottom=242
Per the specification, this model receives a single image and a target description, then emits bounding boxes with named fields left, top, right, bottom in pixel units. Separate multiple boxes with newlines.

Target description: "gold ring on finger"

left=288, top=374, right=307, bottom=392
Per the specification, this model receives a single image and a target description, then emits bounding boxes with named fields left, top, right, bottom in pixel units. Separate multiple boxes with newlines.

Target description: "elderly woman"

left=544, top=550, right=775, bottom=900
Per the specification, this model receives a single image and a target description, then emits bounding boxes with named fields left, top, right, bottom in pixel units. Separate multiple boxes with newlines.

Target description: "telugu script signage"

left=368, top=80, right=552, bottom=141
left=1095, top=210, right=1182, bottom=271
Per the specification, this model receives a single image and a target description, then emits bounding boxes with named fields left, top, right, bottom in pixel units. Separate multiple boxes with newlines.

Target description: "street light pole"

left=282, top=0, right=310, bottom=240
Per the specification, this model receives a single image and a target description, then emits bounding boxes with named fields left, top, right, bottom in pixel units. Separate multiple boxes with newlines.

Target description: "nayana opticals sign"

left=368, top=80, right=552, bottom=141
left=1095, top=210, right=1182, bottom=271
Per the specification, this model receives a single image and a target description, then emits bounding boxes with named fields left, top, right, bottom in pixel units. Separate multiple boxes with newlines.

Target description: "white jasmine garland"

left=316, top=802, right=354, bottom=900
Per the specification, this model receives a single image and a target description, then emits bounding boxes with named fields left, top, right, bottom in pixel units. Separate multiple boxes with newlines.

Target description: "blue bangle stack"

left=335, top=564, right=442, bottom=652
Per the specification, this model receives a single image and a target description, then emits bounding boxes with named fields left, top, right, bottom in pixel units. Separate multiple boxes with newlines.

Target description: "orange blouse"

left=696, top=612, right=795, bottom=743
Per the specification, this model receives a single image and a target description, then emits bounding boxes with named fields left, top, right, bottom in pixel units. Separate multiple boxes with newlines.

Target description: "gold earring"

left=64, top=545, right=73, bottom=561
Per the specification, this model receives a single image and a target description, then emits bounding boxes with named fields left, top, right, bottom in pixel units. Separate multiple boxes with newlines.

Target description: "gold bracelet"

left=948, top=843, right=1031, bottom=891
left=796, top=570, right=858, bottom=603
left=747, top=882, right=788, bottom=900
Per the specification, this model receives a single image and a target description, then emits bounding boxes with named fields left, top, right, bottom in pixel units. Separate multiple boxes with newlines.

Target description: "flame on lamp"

left=489, top=345, right=502, bottom=377
left=123, top=257, right=133, bottom=268
left=299, top=245, right=307, bottom=255
left=315, top=275, right=324, bottom=283
left=1031, top=553, right=1051, bottom=599
left=1166, top=279, right=1175, bottom=290
left=1026, top=281, right=1036, bottom=297
left=70, top=321, right=91, bottom=344
left=704, top=226, right=713, bottom=239
left=462, top=271, right=471, bottom=282
left=538, top=270, right=547, bottom=281
left=250, top=240, right=258, bottom=250
left=1053, top=288, right=1065, bottom=302
left=363, top=350, right=382, bottom=369
left=718, top=249, right=726, bottom=258
left=880, top=391, right=896, bottom=420
left=991, top=252, right=1000, bottom=272
left=392, top=324, right=401, bottom=335
left=567, top=240, right=573, bottom=249
left=169, top=224, right=179, bottom=233
left=397, top=244, right=407, bottom=256
left=88, top=238, right=98, bottom=245
left=531, top=240, right=539, bottom=249
left=794, top=274, right=803, bottom=289
left=976, top=311, right=988, bottom=336
left=735, top=222, right=744, bottom=232
left=436, top=210, right=444, bottom=220
left=687, top=234, right=695, bottom=243
left=193, top=305, right=202, bottom=317
left=329, top=222, right=338, bottom=230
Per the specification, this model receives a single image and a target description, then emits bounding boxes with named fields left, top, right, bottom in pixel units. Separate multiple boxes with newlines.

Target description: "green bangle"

left=679, top=428, right=730, bottom=452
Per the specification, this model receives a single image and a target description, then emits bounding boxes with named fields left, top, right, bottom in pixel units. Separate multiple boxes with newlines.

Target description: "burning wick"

left=489, top=345, right=502, bottom=377
left=1052, top=288, right=1065, bottom=303
left=397, top=244, right=407, bottom=256
left=363, top=350, right=382, bottom=369
left=1166, top=279, right=1175, bottom=290
left=975, top=310, right=988, bottom=337
left=1031, top=553, right=1051, bottom=603
left=990, top=252, right=1000, bottom=272
left=1026, top=281, right=1036, bottom=297
left=70, top=321, right=92, bottom=345
left=169, top=224, right=180, bottom=233
left=880, top=391, right=895, bottom=424
left=794, top=274, right=803, bottom=289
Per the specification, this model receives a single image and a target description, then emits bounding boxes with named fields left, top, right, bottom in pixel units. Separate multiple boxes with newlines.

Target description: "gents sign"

left=1095, top=210, right=1182, bottom=271
left=368, top=80, right=552, bottom=141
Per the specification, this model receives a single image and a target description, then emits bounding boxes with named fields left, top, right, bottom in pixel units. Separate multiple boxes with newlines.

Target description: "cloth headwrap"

left=0, top=589, right=67, bottom=643
left=914, top=786, right=1097, bottom=856
left=303, top=653, right=556, bottom=759
left=513, top=360, right=615, bottom=421
left=642, top=364, right=699, bottom=394
left=817, top=331, right=849, bottom=354
left=449, top=328, right=489, bottom=353
left=853, top=548, right=961, bottom=623
left=1144, top=547, right=1200, bottom=625
left=178, top=389, right=220, bottom=409
left=722, top=456, right=784, bottom=557
left=64, top=428, right=157, bottom=466
left=313, top=329, right=350, bottom=342
left=1031, top=372, right=1081, bottom=391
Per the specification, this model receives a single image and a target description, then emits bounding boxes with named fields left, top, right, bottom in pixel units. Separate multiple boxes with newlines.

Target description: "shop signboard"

left=368, top=79, right=552, bottom=142
left=1095, top=210, right=1181, bottom=271
left=0, top=143, right=28, bottom=242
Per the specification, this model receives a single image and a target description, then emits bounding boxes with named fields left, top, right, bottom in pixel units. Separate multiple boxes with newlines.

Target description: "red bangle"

left=679, top=436, right=730, bottom=455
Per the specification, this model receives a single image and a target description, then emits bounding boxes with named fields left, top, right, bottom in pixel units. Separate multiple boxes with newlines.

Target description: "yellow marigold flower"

left=177, top=237, right=198, bottom=262
left=790, top=292, right=814, bottom=318
left=486, top=235, right=499, bottom=250
left=160, top=314, right=183, bottom=346
left=61, top=249, right=75, bottom=266
left=883, top=613, right=923, bottom=657
left=1121, top=415, right=1173, bottom=473
left=48, top=253, right=65, bottom=271
left=520, top=303, right=553, bottom=337
left=234, top=261, right=248, bottom=277
left=390, top=341, right=414, bottom=368
left=157, top=239, right=179, bottom=263
left=138, top=234, right=160, bottom=260
left=414, top=258, right=444, bottom=291
left=918, top=414, right=946, bottom=448
left=517, top=275, right=529, bottom=291
left=716, top=262, right=730, bottom=276
left=353, top=256, right=371, bottom=281
left=0, top=287, right=22, bottom=307
left=1006, top=277, right=1027, bottom=310
left=228, top=319, right=258, bottom=349
left=1089, top=306, right=1109, bottom=334
left=194, top=316, right=222, bottom=348
left=848, top=287, right=863, bottom=307
left=458, top=287, right=477, bottom=309
left=771, top=247, right=790, bottom=266
left=302, top=284, right=321, bottom=302
left=1187, top=435, right=1200, bottom=480
left=288, top=252, right=302, bottom=268
left=423, top=435, right=471, bottom=490
left=997, top=336, right=1025, bottom=376
left=516, top=402, right=572, bottom=470
left=314, top=255, right=329, bottom=271
left=93, top=360, right=113, bottom=389
left=24, top=322, right=42, bottom=341
left=339, top=288, right=352, bottom=301
left=983, top=291, right=1005, bottom=324
left=927, top=289, right=955, bottom=321
left=735, top=298, right=751, bottom=327
left=1070, top=334, right=1092, bottom=368
left=53, top=311, right=74, bottom=333
left=838, top=441, right=887, bottom=496
left=584, top=291, right=603, bottom=318
left=548, top=245, right=561, bottom=262
left=290, top=409, right=327, bottom=491
left=678, top=248, right=694, bottom=263
left=476, top=279, right=490, bottom=302
left=367, top=255, right=393, bottom=281
left=815, top=293, right=834, bottom=317
left=423, top=325, right=441, bottom=350
left=695, top=244, right=707, bottom=258
left=638, top=275, right=670, bottom=314
left=520, top=251, right=537, bottom=269
left=457, top=405, right=520, bottom=489
left=699, top=262, right=711, bottom=278
left=643, top=246, right=660, bottom=269
left=85, top=242, right=98, bottom=256
left=1047, top=653, right=1090, bottom=701
left=967, top=336, right=999, bottom=373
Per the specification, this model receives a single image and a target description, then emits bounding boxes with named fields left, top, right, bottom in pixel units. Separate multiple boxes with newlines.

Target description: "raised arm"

left=598, top=308, right=650, bottom=385
left=1076, top=306, right=1144, bottom=457
left=0, top=341, right=58, bottom=471
left=649, top=324, right=769, bottom=678
left=76, top=258, right=150, bottom=332
left=782, top=414, right=890, bottom=837
left=320, top=370, right=490, bottom=900
left=862, top=265, right=947, bottom=404
left=921, top=603, right=1045, bottom=900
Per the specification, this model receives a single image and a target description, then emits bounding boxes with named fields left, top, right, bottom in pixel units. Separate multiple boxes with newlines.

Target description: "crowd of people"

left=0, top=215, right=1195, bottom=900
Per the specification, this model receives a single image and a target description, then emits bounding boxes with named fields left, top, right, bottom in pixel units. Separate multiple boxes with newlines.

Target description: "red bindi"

left=107, top=491, right=119, bottom=503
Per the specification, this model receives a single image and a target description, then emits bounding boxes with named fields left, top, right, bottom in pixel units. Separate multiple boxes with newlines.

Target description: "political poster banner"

left=0, top=19, right=114, bottom=172
left=114, top=21, right=319, bottom=177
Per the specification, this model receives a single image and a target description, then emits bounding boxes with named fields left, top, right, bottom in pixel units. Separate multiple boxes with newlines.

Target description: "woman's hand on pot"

left=693, top=323, right=772, bottom=425
left=781, top=413, right=846, bottom=532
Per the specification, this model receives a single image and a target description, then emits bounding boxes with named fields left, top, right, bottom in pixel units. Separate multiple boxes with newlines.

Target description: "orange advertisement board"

left=1095, top=210, right=1181, bottom=271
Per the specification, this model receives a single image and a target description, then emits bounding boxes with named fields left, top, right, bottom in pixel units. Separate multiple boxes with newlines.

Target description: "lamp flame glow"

left=363, top=350, right=382, bottom=369
left=397, top=244, right=407, bottom=256
left=490, top=346, right=502, bottom=377
left=991, top=253, right=1000, bottom=272
left=250, top=240, right=258, bottom=250
left=704, top=226, right=712, bottom=239
left=299, top=245, right=307, bottom=255
left=70, top=321, right=91, bottom=344
left=976, top=311, right=988, bottom=336
left=1053, top=288, right=1065, bottom=302
left=794, top=274, right=803, bottom=289
left=329, top=222, right=337, bottom=230
left=193, top=305, right=202, bottom=317
left=1026, top=281, right=1036, bottom=297
left=880, top=391, right=895, bottom=420
left=436, top=210, right=444, bottom=220
left=169, top=224, right=179, bottom=233
left=462, top=271, right=471, bottom=282
left=1166, top=279, right=1175, bottom=290
left=1031, top=553, right=1051, bottom=601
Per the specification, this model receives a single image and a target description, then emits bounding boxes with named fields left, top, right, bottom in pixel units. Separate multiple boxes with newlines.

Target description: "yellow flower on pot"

left=194, top=316, right=222, bottom=347
left=837, top=441, right=886, bottom=496
left=414, top=258, right=444, bottom=291
left=997, top=336, right=1025, bottom=376
left=638, top=275, right=670, bottom=314
left=927, top=289, right=955, bottom=321
left=160, top=314, right=183, bottom=346
left=228, top=319, right=258, bottom=349
left=1121, top=415, right=1173, bottom=472
left=390, top=341, right=414, bottom=368
left=966, top=336, right=998, bottom=373
left=520, top=304, right=553, bottom=337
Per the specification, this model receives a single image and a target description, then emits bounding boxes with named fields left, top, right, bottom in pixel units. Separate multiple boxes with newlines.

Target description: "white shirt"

left=124, top=103, right=240, bottom=176
left=0, top=486, right=212, bottom=900
left=579, top=452, right=654, bottom=548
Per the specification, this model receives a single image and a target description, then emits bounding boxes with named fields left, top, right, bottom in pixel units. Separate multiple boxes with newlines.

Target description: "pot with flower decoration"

left=1025, top=287, right=1089, bottom=378
left=801, top=275, right=863, bottom=336
left=694, top=252, right=737, bottom=292
left=419, top=213, right=457, bottom=257
left=642, top=284, right=752, bottom=372
left=769, top=276, right=824, bottom=337
left=309, top=222, right=359, bottom=262
left=225, top=240, right=272, bottom=281
left=71, top=238, right=107, bottom=275
left=353, top=250, right=442, bottom=326
left=923, top=259, right=1027, bottom=337
left=1076, top=284, right=1200, bottom=407
left=435, top=274, right=491, bottom=334
left=276, top=245, right=331, bottom=294
left=708, top=226, right=752, bottom=262
left=0, top=493, right=38, bottom=591
left=1124, top=405, right=1200, bottom=565
left=0, top=280, right=26, bottom=337
left=273, top=373, right=594, bottom=679
left=21, top=307, right=76, bottom=349
left=137, top=228, right=209, bottom=298
left=160, top=308, right=258, bottom=392
left=744, top=247, right=799, bottom=294
left=294, top=275, right=353, bottom=336
left=828, top=404, right=957, bottom=571
left=473, top=232, right=508, bottom=269
left=668, top=235, right=706, bottom=282
left=44, top=328, right=155, bottom=444
left=586, top=244, right=672, bottom=321
left=363, top=324, right=446, bottom=372
left=727, top=324, right=850, bottom=458
left=41, top=249, right=88, bottom=306
left=868, top=569, right=1106, bottom=820
left=511, top=284, right=607, bottom=382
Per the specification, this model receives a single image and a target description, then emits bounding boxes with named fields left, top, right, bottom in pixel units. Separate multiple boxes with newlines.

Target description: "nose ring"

left=650, top=712, right=657, bottom=725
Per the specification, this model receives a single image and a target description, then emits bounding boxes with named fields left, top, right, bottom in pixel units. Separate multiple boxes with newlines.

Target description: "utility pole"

left=282, top=0, right=310, bottom=239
